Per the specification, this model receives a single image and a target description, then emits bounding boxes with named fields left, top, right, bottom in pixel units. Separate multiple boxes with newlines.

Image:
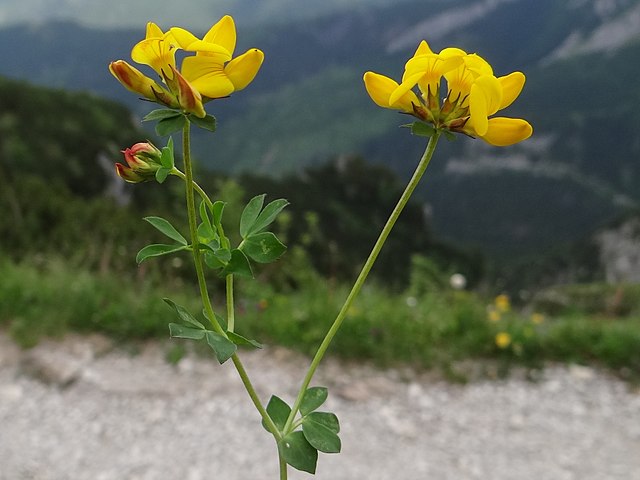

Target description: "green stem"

left=181, top=122, right=225, bottom=337
left=279, top=453, right=288, bottom=480
left=171, top=168, right=213, bottom=208
left=283, top=132, right=441, bottom=433
left=226, top=275, right=235, bottom=332
left=180, top=120, right=281, bottom=441
left=231, top=353, right=282, bottom=440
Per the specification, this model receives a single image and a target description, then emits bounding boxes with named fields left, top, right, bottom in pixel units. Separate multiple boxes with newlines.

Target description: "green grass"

left=1, top=256, right=639, bottom=380
left=0, top=257, right=199, bottom=347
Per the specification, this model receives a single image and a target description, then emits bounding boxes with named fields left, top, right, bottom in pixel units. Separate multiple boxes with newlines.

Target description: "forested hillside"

left=1, top=0, right=639, bottom=257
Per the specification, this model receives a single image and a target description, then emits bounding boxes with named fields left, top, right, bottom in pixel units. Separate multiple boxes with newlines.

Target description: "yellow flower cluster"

left=363, top=41, right=532, bottom=146
left=109, top=16, right=264, bottom=118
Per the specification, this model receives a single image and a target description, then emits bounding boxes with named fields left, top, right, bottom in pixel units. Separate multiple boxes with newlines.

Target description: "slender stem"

left=279, top=453, right=288, bottom=480
left=231, top=353, right=282, bottom=440
left=226, top=275, right=235, bottom=332
left=180, top=120, right=281, bottom=441
left=171, top=168, right=213, bottom=208
left=181, top=122, right=225, bottom=336
left=283, top=132, right=441, bottom=433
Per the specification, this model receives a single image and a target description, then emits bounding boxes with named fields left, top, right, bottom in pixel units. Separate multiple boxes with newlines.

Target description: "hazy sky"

left=0, top=0, right=396, bottom=29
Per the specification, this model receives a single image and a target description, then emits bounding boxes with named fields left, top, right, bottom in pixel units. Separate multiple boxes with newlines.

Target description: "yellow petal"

left=390, top=71, right=424, bottom=105
left=169, top=27, right=200, bottom=49
left=403, top=54, right=463, bottom=99
left=203, top=15, right=236, bottom=56
left=131, top=34, right=177, bottom=76
left=181, top=55, right=235, bottom=99
left=444, top=64, right=474, bottom=103
left=481, top=117, right=533, bottom=146
left=145, top=22, right=164, bottom=39
left=439, top=47, right=467, bottom=58
left=108, top=60, right=160, bottom=100
left=365, top=72, right=419, bottom=113
left=224, top=48, right=264, bottom=91
left=462, top=53, right=493, bottom=77
left=468, top=75, right=504, bottom=136
left=498, top=71, right=525, bottom=110
left=413, top=40, right=434, bottom=56
left=474, top=75, right=503, bottom=116
left=468, top=83, right=489, bottom=136
left=364, top=72, right=396, bottom=108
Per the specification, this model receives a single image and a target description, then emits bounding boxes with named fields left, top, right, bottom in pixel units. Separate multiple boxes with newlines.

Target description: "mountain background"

left=1, top=0, right=639, bottom=273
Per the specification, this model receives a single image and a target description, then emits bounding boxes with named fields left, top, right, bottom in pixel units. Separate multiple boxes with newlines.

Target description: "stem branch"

left=180, top=121, right=280, bottom=440
left=283, top=132, right=441, bottom=432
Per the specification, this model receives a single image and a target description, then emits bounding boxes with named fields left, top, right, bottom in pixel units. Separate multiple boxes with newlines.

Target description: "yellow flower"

left=171, top=16, right=264, bottom=100
left=494, top=294, right=511, bottom=313
left=363, top=41, right=532, bottom=146
left=495, top=332, right=512, bottom=349
left=109, top=22, right=205, bottom=117
left=109, top=16, right=263, bottom=116
left=531, top=313, right=545, bottom=325
left=131, top=22, right=179, bottom=78
left=487, top=309, right=501, bottom=322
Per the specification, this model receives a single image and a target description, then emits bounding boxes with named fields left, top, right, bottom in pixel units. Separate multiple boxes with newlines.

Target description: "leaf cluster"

left=163, top=298, right=261, bottom=364
left=263, top=387, right=341, bottom=474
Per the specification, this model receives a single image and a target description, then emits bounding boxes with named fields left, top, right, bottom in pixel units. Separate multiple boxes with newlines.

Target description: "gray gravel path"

left=1, top=331, right=639, bottom=480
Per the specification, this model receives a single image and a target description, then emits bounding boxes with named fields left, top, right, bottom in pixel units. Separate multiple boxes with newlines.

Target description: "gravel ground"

left=1, top=331, right=639, bottom=480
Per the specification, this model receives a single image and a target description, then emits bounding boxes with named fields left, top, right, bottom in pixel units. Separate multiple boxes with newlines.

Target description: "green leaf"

left=248, top=198, right=289, bottom=236
left=211, top=201, right=225, bottom=226
left=205, top=331, right=237, bottom=364
left=156, top=114, right=186, bottom=136
left=302, top=415, right=341, bottom=454
left=198, top=202, right=219, bottom=243
left=226, top=331, right=263, bottom=349
left=168, top=323, right=206, bottom=340
left=144, top=216, right=188, bottom=245
left=189, top=113, right=217, bottom=132
left=221, top=249, right=253, bottom=278
left=402, top=121, right=436, bottom=138
left=155, top=167, right=171, bottom=184
left=240, top=194, right=265, bottom=238
left=444, top=130, right=457, bottom=142
left=202, top=246, right=230, bottom=270
left=243, top=232, right=287, bottom=264
left=160, top=137, right=175, bottom=168
left=300, top=387, right=328, bottom=416
left=263, top=395, right=291, bottom=431
left=143, top=109, right=181, bottom=122
left=162, top=298, right=205, bottom=330
left=204, top=253, right=224, bottom=269
left=279, top=431, right=318, bottom=474
left=199, top=200, right=213, bottom=230
left=135, top=244, right=188, bottom=264
left=197, top=223, right=217, bottom=243
left=306, top=412, right=340, bottom=434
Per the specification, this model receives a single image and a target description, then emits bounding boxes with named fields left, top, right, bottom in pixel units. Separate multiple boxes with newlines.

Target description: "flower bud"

left=115, top=142, right=163, bottom=183
left=170, top=66, right=206, bottom=118
left=109, top=60, right=180, bottom=109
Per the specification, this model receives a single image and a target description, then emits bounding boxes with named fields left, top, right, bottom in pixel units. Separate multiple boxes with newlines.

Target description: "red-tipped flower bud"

left=115, top=142, right=163, bottom=183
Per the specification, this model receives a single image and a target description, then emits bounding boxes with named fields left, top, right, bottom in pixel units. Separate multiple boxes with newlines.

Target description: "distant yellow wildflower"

left=531, top=313, right=545, bottom=325
left=495, top=332, right=512, bottom=349
left=487, top=309, right=501, bottom=322
left=494, top=294, right=511, bottom=313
